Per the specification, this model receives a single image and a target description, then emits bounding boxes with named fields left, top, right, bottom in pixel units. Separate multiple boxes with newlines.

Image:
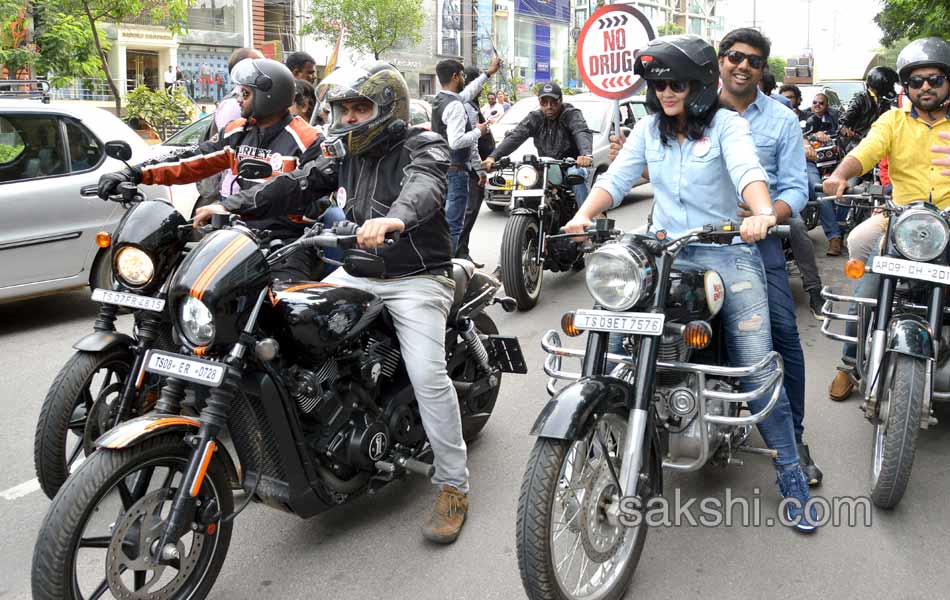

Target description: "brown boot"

left=827, top=237, right=843, bottom=256
left=422, top=485, right=469, bottom=544
left=829, top=368, right=856, bottom=401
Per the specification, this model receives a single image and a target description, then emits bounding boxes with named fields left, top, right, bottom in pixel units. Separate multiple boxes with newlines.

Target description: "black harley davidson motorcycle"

left=517, top=220, right=787, bottom=600
left=31, top=216, right=525, bottom=599
left=821, top=187, right=949, bottom=509
left=492, top=155, right=586, bottom=311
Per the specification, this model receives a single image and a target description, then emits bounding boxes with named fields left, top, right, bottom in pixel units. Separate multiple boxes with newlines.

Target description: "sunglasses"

left=721, top=50, right=766, bottom=70
left=650, top=80, right=688, bottom=93
left=812, top=100, right=826, bottom=106
left=906, top=74, right=948, bottom=89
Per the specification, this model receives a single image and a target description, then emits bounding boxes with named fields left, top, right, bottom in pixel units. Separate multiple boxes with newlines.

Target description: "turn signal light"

left=561, top=312, right=584, bottom=337
left=95, top=231, right=112, bottom=248
left=845, top=259, right=866, bottom=279
left=683, top=320, right=713, bottom=349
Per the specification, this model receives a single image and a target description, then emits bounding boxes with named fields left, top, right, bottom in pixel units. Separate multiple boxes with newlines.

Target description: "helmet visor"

left=231, top=60, right=272, bottom=91
left=317, top=68, right=380, bottom=131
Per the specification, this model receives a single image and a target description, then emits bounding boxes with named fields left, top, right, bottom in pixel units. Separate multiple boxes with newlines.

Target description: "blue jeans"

left=757, top=236, right=808, bottom=443
left=567, top=165, right=589, bottom=209
left=809, top=161, right=844, bottom=241
left=446, top=169, right=470, bottom=253
left=843, top=244, right=882, bottom=362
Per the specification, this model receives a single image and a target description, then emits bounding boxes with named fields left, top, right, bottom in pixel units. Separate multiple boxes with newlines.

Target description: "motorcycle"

left=516, top=219, right=787, bottom=600
left=820, top=187, right=948, bottom=509
left=32, top=141, right=193, bottom=499
left=492, top=155, right=586, bottom=311
left=31, top=216, right=525, bottom=599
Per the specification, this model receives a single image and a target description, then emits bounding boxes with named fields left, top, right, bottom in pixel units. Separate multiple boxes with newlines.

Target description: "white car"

left=484, top=93, right=649, bottom=211
left=150, top=114, right=213, bottom=216
left=0, top=93, right=179, bottom=303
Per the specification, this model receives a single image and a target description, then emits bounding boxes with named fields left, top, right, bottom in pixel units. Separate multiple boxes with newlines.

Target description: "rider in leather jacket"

left=839, top=66, right=899, bottom=141
left=197, top=62, right=473, bottom=545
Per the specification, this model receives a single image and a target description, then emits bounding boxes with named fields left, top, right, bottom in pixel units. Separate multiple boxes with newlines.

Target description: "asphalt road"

left=3, top=187, right=950, bottom=599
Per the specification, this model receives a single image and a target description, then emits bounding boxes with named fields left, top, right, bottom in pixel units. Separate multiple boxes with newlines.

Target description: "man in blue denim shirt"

left=717, top=28, right=823, bottom=485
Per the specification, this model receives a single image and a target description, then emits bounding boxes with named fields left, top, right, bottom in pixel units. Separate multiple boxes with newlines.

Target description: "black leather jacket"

left=490, top=103, right=593, bottom=161
left=840, top=90, right=893, bottom=138
left=223, top=128, right=453, bottom=279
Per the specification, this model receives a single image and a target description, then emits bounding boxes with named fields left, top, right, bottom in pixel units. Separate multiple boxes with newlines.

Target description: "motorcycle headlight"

left=114, top=246, right=155, bottom=287
left=585, top=243, right=654, bottom=311
left=892, top=208, right=950, bottom=262
left=515, top=165, right=540, bottom=188
left=180, top=295, right=215, bottom=346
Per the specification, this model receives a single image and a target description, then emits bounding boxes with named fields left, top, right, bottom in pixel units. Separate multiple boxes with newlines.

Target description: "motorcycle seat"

left=449, top=259, right=475, bottom=319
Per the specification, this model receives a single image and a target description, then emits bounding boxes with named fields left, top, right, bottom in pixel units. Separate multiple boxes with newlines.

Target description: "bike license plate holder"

left=485, top=335, right=528, bottom=374
left=144, top=350, right=226, bottom=387
left=574, top=309, right=665, bottom=336
left=91, top=288, right=165, bottom=312
left=871, top=256, right=950, bottom=285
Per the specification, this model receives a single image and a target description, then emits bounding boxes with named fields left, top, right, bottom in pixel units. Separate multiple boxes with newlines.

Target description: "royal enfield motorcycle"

left=31, top=216, right=525, bottom=599
left=517, top=219, right=787, bottom=600
left=492, top=155, right=586, bottom=311
left=821, top=188, right=950, bottom=509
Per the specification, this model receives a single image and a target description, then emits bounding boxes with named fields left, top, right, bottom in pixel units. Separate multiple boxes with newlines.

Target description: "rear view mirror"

left=104, top=140, right=132, bottom=162
left=237, top=158, right=273, bottom=180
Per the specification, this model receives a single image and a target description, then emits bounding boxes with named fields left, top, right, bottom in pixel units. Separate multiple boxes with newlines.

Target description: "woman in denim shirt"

left=565, top=35, right=817, bottom=532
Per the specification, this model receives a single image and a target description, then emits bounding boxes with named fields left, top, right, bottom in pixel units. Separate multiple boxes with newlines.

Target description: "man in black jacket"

left=839, top=66, right=899, bottom=141
left=481, top=82, right=593, bottom=207
left=196, top=62, right=473, bottom=545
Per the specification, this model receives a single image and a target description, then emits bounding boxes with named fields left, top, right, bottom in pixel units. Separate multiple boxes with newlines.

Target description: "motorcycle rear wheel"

left=501, top=214, right=543, bottom=311
left=31, top=433, right=233, bottom=599
left=870, top=354, right=924, bottom=509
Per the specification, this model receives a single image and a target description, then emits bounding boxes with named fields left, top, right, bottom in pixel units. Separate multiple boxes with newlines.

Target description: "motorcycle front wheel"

left=517, top=413, right=654, bottom=600
left=31, top=433, right=233, bottom=600
left=501, top=214, right=543, bottom=311
left=870, top=353, right=924, bottom=509
left=33, top=348, right=134, bottom=499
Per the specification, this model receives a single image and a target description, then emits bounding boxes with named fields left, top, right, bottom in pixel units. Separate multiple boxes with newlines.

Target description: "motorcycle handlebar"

left=300, top=222, right=399, bottom=249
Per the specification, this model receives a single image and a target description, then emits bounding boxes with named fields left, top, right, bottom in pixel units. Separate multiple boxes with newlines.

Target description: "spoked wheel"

left=870, top=354, right=924, bottom=509
left=34, top=348, right=134, bottom=499
left=501, top=214, right=543, bottom=311
left=31, top=434, right=233, bottom=600
left=517, top=413, right=656, bottom=600
left=454, top=313, right=501, bottom=441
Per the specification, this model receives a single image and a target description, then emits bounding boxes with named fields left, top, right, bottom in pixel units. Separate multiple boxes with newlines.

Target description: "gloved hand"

left=97, top=167, right=142, bottom=200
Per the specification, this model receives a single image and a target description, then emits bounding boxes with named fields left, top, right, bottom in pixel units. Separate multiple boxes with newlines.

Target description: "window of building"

left=187, top=0, right=237, bottom=32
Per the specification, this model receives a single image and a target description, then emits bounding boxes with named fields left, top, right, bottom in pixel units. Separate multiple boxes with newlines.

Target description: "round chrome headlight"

left=180, top=295, right=215, bottom=346
left=585, top=243, right=654, bottom=311
left=114, top=246, right=155, bottom=287
left=892, top=208, right=950, bottom=262
left=515, top=165, right=540, bottom=188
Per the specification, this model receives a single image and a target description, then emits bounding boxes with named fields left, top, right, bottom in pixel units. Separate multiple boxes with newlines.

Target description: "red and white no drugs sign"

left=577, top=4, right=655, bottom=99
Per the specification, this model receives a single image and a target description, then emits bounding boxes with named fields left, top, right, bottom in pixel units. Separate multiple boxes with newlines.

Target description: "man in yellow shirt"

left=824, top=37, right=950, bottom=400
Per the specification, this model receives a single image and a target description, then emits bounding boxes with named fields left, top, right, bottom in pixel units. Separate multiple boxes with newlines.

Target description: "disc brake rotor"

left=106, top=488, right=204, bottom=599
left=522, top=237, right=541, bottom=287
left=579, top=463, right=624, bottom=563
left=83, top=382, right=124, bottom=454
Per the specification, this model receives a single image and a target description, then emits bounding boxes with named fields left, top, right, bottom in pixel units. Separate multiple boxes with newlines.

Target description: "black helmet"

left=866, top=66, right=899, bottom=101
left=896, top=37, right=950, bottom=83
left=316, top=62, right=410, bottom=156
left=230, top=58, right=295, bottom=121
left=634, top=35, right=719, bottom=117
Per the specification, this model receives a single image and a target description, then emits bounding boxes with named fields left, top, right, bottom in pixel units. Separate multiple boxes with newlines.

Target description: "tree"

left=877, top=37, right=911, bottom=69
left=767, top=57, right=787, bottom=82
left=53, top=0, right=191, bottom=114
left=876, top=0, right=950, bottom=47
left=656, top=22, right=683, bottom=36
left=303, top=0, right=424, bottom=61
left=126, top=84, right=194, bottom=139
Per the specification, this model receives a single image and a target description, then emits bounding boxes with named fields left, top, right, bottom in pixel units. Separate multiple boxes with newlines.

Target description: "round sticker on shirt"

left=693, top=137, right=711, bottom=157
left=268, top=153, right=284, bottom=172
left=336, top=186, right=347, bottom=209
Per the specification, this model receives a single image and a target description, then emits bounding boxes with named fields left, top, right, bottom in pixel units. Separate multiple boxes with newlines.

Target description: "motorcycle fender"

left=96, top=414, right=201, bottom=449
left=530, top=376, right=631, bottom=440
left=509, top=207, right=537, bottom=217
left=73, top=331, right=135, bottom=353
left=886, top=315, right=935, bottom=360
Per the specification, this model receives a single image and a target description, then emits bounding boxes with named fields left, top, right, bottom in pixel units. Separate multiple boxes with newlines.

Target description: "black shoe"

left=797, top=442, right=823, bottom=487
left=463, top=255, right=485, bottom=269
left=807, top=288, right=824, bottom=321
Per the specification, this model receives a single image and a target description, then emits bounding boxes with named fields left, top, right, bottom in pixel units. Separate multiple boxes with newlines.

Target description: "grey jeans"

left=321, top=268, right=470, bottom=492
left=788, top=216, right=821, bottom=291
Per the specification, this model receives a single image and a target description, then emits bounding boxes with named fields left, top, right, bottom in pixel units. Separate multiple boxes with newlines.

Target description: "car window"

left=0, top=114, right=67, bottom=183
left=409, top=103, right=429, bottom=126
left=163, top=115, right=212, bottom=146
left=64, top=120, right=103, bottom=173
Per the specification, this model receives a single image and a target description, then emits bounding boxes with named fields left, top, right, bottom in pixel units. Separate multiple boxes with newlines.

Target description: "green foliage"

left=656, top=22, right=684, bottom=36
left=875, top=0, right=950, bottom=47
left=0, top=143, right=24, bottom=163
left=303, top=0, right=424, bottom=60
left=877, top=37, right=912, bottom=68
left=126, top=85, right=192, bottom=139
left=768, top=57, right=787, bottom=82
left=34, top=10, right=107, bottom=86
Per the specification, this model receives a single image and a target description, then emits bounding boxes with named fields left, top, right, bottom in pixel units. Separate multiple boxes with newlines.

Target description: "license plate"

left=144, top=350, right=225, bottom=387
left=573, top=309, right=665, bottom=335
left=91, top=288, right=165, bottom=312
left=871, top=256, right=950, bottom=285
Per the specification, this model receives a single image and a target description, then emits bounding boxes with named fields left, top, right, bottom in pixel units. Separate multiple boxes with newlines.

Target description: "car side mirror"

left=104, top=140, right=133, bottom=162
left=237, top=158, right=273, bottom=180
